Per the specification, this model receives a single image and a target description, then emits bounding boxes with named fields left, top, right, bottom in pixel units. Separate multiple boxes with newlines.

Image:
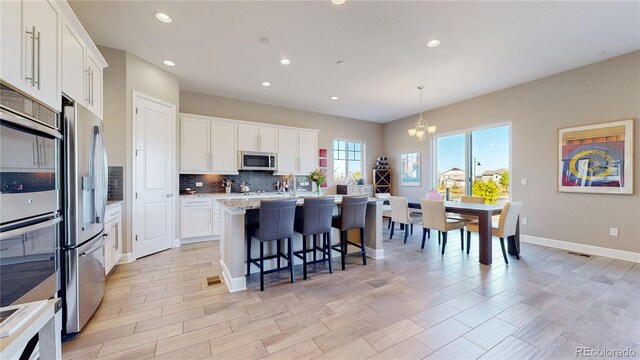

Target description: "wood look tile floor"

left=63, top=228, right=640, bottom=360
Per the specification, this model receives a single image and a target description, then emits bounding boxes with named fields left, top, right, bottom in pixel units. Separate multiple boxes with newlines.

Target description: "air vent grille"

left=567, top=251, right=592, bottom=257
left=207, top=276, right=223, bottom=286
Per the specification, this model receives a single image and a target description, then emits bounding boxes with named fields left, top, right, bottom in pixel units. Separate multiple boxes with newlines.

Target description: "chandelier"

left=408, top=85, right=436, bottom=141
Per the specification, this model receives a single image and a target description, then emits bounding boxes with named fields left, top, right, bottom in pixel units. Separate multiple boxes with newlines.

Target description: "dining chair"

left=331, top=195, right=369, bottom=270
left=246, top=198, right=297, bottom=291
left=419, top=199, right=465, bottom=254
left=446, top=195, right=485, bottom=250
left=375, top=193, right=392, bottom=229
left=388, top=196, right=422, bottom=244
left=293, top=196, right=335, bottom=279
left=466, top=201, right=523, bottom=264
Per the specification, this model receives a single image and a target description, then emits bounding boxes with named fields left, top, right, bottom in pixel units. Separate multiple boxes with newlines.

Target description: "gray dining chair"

left=331, top=195, right=368, bottom=270
left=294, top=196, right=335, bottom=279
left=466, top=201, right=523, bottom=263
left=246, top=198, right=298, bottom=291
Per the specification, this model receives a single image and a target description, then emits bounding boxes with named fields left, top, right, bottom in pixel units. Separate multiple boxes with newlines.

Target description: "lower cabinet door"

left=104, top=219, right=116, bottom=274
left=180, top=205, right=213, bottom=239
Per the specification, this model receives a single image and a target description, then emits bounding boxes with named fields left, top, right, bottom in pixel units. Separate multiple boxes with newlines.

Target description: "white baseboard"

left=521, top=235, right=640, bottom=263
left=118, top=252, right=136, bottom=264
left=173, top=238, right=181, bottom=248
left=220, top=259, right=247, bottom=293
left=365, top=246, right=385, bottom=260
left=180, top=237, right=218, bottom=245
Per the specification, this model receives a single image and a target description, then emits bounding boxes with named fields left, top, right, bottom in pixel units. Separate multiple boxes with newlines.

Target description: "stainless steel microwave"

left=238, top=151, right=277, bottom=171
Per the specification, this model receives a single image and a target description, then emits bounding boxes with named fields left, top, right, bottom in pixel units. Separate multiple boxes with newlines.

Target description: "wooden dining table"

left=406, top=199, right=520, bottom=265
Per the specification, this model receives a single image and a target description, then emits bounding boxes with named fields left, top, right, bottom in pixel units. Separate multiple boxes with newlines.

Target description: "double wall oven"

left=0, top=83, right=62, bottom=308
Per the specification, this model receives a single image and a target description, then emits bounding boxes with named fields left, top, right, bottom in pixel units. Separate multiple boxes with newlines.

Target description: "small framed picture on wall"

left=400, top=153, right=420, bottom=187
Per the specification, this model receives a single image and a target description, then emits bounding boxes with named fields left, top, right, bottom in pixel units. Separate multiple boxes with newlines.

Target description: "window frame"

left=332, top=138, right=366, bottom=183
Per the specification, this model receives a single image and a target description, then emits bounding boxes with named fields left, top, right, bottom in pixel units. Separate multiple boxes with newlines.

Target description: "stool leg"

left=404, top=225, right=409, bottom=244
left=326, top=232, right=333, bottom=274
left=466, top=231, right=471, bottom=255
left=410, top=224, right=413, bottom=235
left=438, top=231, right=441, bottom=244
left=341, top=230, right=347, bottom=271
left=500, top=237, right=509, bottom=264
left=421, top=228, right=427, bottom=249
left=441, top=232, right=447, bottom=255
left=460, top=228, right=464, bottom=251
left=246, top=232, right=252, bottom=278
left=313, top=234, right=318, bottom=263
left=390, top=222, right=395, bottom=239
left=387, top=218, right=391, bottom=229
left=277, top=239, right=281, bottom=269
left=302, top=235, right=308, bottom=280
left=288, top=238, right=295, bottom=283
left=360, top=228, right=367, bottom=265
left=259, top=241, right=265, bottom=291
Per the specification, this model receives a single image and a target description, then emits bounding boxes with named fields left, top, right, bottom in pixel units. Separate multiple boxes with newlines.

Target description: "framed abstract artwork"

left=400, top=153, right=420, bottom=187
left=558, top=119, right=634, bottom=194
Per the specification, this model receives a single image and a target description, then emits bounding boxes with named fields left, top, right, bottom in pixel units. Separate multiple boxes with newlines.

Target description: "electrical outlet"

left=521, top=178, right=528, bottom=186
left=609, top=227, right=619, bottom=237
left=195, top=182, right=203, bottom=187
left=521, top=218, right=528, bottom=225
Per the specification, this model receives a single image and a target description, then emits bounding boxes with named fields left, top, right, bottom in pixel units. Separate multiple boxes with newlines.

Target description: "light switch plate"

left=195, top=182, right=203, bottom=187
left=609, top=227, right=619, bottom=237
left=521, top=178, right=528, bottom=186
left=521, top=218, right=528, bottom=225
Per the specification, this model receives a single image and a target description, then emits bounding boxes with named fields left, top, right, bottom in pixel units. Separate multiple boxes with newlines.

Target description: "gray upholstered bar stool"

left=293, top=196, right=335, bottom=279
left=246, top=198, right=297, bottom=291
left=331, top=195, right=368, bottom=271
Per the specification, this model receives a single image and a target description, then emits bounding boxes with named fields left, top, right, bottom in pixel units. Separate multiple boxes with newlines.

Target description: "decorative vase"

left=315, top=184, right=322, bottom=195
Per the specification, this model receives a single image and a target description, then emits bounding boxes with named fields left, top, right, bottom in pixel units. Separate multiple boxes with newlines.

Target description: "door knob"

left=164, top=193, right=173, bottom=198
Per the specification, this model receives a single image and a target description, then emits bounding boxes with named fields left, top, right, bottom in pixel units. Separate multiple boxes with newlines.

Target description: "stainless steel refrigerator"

left=62, top=100, right=108, bottom=335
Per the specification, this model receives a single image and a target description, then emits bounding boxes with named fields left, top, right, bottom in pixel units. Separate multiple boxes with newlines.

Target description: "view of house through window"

left=434, top=125, right=510, bottom=203
left=333, top=139, right=364, bottom=180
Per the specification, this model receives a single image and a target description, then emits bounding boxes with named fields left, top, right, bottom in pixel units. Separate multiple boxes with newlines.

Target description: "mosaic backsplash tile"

left=108, top=166, right=124, bottom=201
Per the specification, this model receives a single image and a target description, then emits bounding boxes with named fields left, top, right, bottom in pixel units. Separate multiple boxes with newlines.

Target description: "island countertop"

left=216, top=195, right=380, bottom=211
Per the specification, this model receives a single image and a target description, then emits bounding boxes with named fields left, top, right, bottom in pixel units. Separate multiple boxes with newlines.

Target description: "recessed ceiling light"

left=426, top=39, right=440, bottom=48
left=155, top=13, right=172, bottom=23
left=330, top=96, right=338, bottom=100
left=280, top=58, right=291, bottom=65
left=163, top=60, right=175, bottom=66
left=262, top=82, right=271, bottom=87
left=331, top=0, right=346, bottom=4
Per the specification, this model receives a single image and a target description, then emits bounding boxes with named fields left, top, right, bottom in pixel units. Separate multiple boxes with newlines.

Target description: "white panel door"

left=180, top=117, right=210, bottom=172
left=298, top=130, right=317, bottom=174
left=259, top=127, right=278, bottom=153
left=134, top=94, right=175, bottom=258
left=211, top=121, right=238, bottom=174
left=277, top=129, right=298, bottom=174
left=62, top=21, right=85, bottom=102
left=237, top=124, right=259, bottom=152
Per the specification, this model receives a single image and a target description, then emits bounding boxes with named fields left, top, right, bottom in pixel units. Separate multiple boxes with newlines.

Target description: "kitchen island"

left=217, top=195, right=384, bottom=292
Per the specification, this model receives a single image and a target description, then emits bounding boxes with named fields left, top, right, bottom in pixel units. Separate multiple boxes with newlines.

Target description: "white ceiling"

left=69, top=1, right=639, bottom=123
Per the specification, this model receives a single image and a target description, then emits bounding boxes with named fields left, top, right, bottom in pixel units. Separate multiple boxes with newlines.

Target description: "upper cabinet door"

left=0, top=0, right=23, bottom=91
left=298, top=130, right=317, bottom=174
left=22, top=0, right=61, bottom=111
left=180, top=117, right=211, bottom=173
left=62, top=21, right=85, bottom=103
left=277, top=129, right=298, bottom=174
left=86, top=51, right=103, bottom=118
left=237, top=124, right=259, bottom=152
left=259, top=127, right=278, bottom=153
left=211, top=121, right=238, bottom=174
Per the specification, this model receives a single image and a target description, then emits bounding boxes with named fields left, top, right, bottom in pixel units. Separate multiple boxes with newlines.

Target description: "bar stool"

left=293, top=197, right=335, bottom=279
left=331, top=195, right=368, bottom=270
left=246, top=198, right=297, bottom=291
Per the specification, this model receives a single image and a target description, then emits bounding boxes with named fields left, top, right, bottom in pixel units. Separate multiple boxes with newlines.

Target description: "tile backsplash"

left=108, top=166, right=124, bottom=201
left=179, top=171, right=312, bottom=194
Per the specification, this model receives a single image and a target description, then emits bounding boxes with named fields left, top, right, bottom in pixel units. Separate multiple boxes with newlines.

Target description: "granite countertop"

left=217, top=195, right=380, bottom=211
left=179, top=191, right=314, bottom=198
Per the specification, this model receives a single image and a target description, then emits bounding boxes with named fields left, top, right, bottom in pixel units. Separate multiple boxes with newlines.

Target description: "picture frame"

left=319, top=149, right=327, bottom=158
left=319, top=159, right=327, bottom=167
left=400, top=153, right=420, bottom=187
left=558, top=119, right=634, bottom=194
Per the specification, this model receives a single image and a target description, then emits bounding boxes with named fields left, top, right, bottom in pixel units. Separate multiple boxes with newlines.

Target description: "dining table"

left=406, top=199, right=520, bottom=265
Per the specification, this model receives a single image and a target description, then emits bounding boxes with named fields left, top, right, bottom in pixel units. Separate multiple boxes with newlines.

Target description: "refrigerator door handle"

left=91, top=126, right=108, bottom=225
left=80, top=234, right=107, bottom=257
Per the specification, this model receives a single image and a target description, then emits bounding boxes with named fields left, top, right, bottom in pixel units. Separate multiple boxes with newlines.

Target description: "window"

left=434, top=124, right=510, bottom=203
left=333, top=139, right=364, bottom=180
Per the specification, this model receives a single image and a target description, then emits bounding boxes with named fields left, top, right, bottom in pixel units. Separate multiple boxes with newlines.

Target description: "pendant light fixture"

left=408, top=85, right=436, bottom=141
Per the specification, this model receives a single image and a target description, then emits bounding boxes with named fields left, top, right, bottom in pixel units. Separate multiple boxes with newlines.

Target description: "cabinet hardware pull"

left=36, top=31, right=40, bottom=89
left=85, top=69, right=91, bottom=102
left=25, top=26, right=36, bottom=87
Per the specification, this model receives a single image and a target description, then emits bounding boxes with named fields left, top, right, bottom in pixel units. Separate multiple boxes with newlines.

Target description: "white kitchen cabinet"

left=62, top=21, right=85, bottom=104
left=180, top=117, right=211, bottom=172
left=180, top=198, right=214, bottom=239
left=104, top=203, right=123, bottom=275
left=0, top=0, right=61, bottom=111
left=211, top=203, right=221, bottom=237
left=211, top=121, right=238, bottom=174
left=277, top=129, right=298, bottom=174
left=238, top=125, right=278, bottom=153
left=85, top=51, right=103, bottom=118
left=298, top=130, right=318, bottom=174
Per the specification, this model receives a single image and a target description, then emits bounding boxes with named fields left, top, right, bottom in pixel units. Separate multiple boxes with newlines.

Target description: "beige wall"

left=180, top=90, right=385, bottom=192
left=100, top=47, right=180, bottom=254
left=384, top=51, right=640, bottom=254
